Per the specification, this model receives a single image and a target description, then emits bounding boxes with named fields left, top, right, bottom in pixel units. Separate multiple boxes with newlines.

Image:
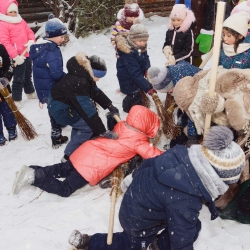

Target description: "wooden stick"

left=14, top=48, right=28, bottom=67
left=199, top=47, right=213, bottom=69
left=204, top=2, right=226, bottom=136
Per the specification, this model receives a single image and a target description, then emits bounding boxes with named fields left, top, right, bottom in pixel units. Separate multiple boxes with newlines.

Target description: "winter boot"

left=0, top=133, right=7, bottom=146
left=51, top=135, right=68, bottom=149
left=61, top=154, right=69, bottom=163
left=12, top=165, right=35, bottom=195
left=8, top=127, right=17, bottom=141
left=69, top=229, right=91, bottom=250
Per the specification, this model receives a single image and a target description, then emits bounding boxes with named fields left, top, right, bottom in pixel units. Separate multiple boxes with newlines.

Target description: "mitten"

left=147, top=88, right=157, bottom=96
left=163, top=46, right=172, bottom=59
left=24, top=40, right=35, bottom=52
left=168, top=55, right=176, bottom=66
left=100, top=130, right=119, bottom=140
left=121, top=173, right=133, bottom=193
left=185, top=135, right=199, bottom=148
left=196, top=29, right=213, bottom=53
left=0, top=78, right=9, bottom=89
left=200, top=93, right=225, bottom=114
left=14, top=55, right=25, bottom=66
left=106, top=112, right=118, bottom=131
left=108, top=104, right=119, bottom=116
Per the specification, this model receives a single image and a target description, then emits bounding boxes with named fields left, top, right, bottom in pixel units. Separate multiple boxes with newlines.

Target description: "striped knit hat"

left=202, top=126, right=245, bottom=185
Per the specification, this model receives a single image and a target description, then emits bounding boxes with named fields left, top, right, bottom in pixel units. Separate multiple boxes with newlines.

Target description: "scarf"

left=0, top=13, right=22, bottom=24
left=222, top=42, right=250, bottom=56
left=188, top=145, right=228, bottom=200
left=120, top=18, right=133, bottom=30
left=127, top=37, right=147, bottom=54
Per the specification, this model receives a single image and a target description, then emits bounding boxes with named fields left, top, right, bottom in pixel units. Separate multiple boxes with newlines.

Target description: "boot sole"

left=12, top=165, right=29, bottom=195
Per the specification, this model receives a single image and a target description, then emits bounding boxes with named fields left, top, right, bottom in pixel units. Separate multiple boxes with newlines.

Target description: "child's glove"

left=14, top=55, right=25, bottom=66
left=196, top=29, right=214, bottom=53
left=0, top=78, right=9, bottom=89
left=147, top=88, right=157, bottom=96
left=108, top=104, right=119, bottom=116
left=121, top=173, right=133, bottom=193
left=168, top=55, right=176, bottom=66
left=24, top=40, right=35, bottom=52
left=163, top=46, right=173, bottom=59
left=100, top=130, right=119, bottom=140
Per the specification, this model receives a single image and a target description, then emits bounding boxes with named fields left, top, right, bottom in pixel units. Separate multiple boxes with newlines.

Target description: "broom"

left=0, top=82, right=37, bottom=140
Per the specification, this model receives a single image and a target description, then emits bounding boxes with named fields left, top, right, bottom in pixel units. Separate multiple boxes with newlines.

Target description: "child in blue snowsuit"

left=68, top=126, right=245, bottom=250
left=0, top=44, right=17, bottom=145
left=29, top=15, right=68, bottom=148
left=115, top=19, right=156, bottom=113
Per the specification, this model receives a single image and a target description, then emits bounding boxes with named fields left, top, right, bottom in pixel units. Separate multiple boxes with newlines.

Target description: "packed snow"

left=1, top=15, right=250, bottom=250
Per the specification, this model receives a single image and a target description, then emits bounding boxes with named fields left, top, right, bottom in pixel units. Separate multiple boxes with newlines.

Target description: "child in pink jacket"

left=0, top=0, right=36, bottom=106
left=12, top=105, right=163, bottom=197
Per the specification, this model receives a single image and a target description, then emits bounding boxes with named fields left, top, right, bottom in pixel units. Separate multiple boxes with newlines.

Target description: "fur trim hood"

left=115, top=32, right=132, bottom=54
left=168, top=8, right=195, bottom=33
left=67, top=52, right=95, bottom=80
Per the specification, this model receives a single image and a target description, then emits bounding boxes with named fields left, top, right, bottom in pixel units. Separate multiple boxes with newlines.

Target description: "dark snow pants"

left=30, top=160, right=88, bottom=197
left=122, top=91, right=142, bottom=113
left=0, top=99, right=17, bottom=132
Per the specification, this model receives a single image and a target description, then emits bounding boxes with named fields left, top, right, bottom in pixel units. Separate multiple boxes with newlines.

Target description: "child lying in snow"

left=12, top=105, right=163, bottom=197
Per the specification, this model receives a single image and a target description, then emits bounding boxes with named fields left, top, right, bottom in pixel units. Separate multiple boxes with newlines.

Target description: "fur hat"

left=223, top=11, right=250, bottom=37
left=168, top=4, right=195, bottom=33
left=89, top=55, right=107, bottom=78
left=124, top=2, right=140, bottom=17
left=202, top=126, right=245, bottom=184
left=45, top=16, right=68, bottom=38
left=7, top=2, right=18, bottom=13
left=128, top=18, right=149, bottom=42
left=148, top=67, right=173, bottom=93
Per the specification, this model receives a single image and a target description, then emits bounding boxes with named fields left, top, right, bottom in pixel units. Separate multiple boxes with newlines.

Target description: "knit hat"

left=170, top=4, right=187, bottom=20
left=231, top=0, right=250, bottom=17
left=124, top=2, right=140, bottom=17
left=202, top=126, right=245, bottom=185
left=7, top=2, right=18, bottom=13
left=89, top=55, right=107, bottom=78
left=128, top=19, right=149, bottom=42
left=148, top=67, right=173, bottom=93
left=223, top=11, right=250, bottom=37
left=45, top=16, right=68, bottom=38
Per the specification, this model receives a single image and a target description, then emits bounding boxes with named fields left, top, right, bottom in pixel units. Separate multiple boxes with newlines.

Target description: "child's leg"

left=122, top=91, right=142, bottom=113
left=23, top=58, right=35, bottom=95
left=30, top=161, right=88, bottom=197
left=0, top=113, right=7, bottom=145
left=64, top=118, right=93, bottom=157
left=12, top=63, right=26, bottom=101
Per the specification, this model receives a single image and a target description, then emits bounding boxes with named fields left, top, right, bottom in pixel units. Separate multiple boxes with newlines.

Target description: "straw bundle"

left=0, top=84, right=37, bottom=140
left=140, top=90, right=151, bottom=109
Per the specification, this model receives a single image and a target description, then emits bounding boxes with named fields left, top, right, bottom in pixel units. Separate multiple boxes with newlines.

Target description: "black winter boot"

left=8, top=126, right=17, bottom=141
left=147, top=241, right=160, bottom=250
left=51, top=135, right=68, bottom=149
left=69, top=230, right=90, bottom=250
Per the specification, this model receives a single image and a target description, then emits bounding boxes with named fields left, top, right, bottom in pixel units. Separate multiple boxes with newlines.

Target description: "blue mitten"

left=196, top=29, right=214, bottom=53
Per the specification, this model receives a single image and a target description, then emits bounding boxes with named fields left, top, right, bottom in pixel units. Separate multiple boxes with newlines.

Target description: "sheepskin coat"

left=48, top=53, right=112, bottom=136
left=70, top=105, right=163, bottom=186
left=115, top=33, right=152, bottom=95
left=163, top=7, right=195, bottom=63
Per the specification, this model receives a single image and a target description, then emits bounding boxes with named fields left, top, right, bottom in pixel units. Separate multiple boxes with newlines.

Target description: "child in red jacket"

left=12, top=105, right=163, bottom=197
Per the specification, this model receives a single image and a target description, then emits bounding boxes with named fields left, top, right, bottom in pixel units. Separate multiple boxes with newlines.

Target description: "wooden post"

left=204, top=2, right=226, bottom=136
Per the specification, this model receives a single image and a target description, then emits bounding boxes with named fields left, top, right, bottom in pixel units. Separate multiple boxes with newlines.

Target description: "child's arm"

left=135, top=141, right=163, bottom=159
left=173, top=29, right=194, bottom=63
left=0, top=44, right=13, bottom=81
left=47, top=51, right=65, bottom=82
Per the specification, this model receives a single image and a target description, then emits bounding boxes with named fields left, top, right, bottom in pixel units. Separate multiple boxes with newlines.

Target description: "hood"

left=0, top=0, right=18, bottom=15
left=29, top=39, right=58, bottom=60
left=66, top=52, right=94, bottom=80
left=126, top=105, right=160, bottom=138
left=115, top=33, right=132, bottom=54
left=168, top=8, right=195, bottom=33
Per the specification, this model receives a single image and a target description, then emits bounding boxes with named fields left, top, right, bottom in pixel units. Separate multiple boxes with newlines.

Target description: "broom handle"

left=204, top=2, right=226, bottom=136
left=107, top=190, right=117, bottom=245
left=14, top=47, right=28, bottom=67
left=199, top=47, right=213, bottom=69
left=113, top=114, right=121, bottom=123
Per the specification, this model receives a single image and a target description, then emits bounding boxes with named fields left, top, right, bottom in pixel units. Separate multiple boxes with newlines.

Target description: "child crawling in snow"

left=12, top=105, right=163, bottom=197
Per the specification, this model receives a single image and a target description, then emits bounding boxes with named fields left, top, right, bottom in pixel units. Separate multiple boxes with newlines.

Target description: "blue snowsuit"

left=88, top=145, right=219, bottom=250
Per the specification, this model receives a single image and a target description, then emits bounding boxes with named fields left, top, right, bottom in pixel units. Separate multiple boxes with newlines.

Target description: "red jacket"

left=70, top=105, right=163, bottom=186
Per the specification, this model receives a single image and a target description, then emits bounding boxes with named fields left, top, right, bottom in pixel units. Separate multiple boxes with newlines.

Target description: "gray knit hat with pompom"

left=202, top=126, right=245, bottom=184
left=128, top=18, right=149, bottom=42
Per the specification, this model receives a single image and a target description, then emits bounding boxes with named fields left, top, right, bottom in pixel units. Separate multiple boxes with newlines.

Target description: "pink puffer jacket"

left=70, top=105, right=163, bottom=186
left=0, top=0, right=35, bottom=58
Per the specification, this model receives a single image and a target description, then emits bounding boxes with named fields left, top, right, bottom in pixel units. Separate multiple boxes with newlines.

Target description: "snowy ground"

left=1, top=15, right=250, bottom=250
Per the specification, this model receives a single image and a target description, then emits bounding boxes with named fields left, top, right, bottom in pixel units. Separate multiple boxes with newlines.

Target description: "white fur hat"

left=223, top=11, right=250, bottom=37
left=7, top=3, right=18, bottom=13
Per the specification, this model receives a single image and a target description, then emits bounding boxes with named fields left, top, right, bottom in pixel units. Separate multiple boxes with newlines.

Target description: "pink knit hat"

left=170, top=4, right=187, bottom=20
left=0, top=0, right=18, bottom=15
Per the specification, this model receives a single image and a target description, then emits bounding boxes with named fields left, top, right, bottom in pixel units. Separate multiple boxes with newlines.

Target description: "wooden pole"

left=204, top=2, right=226, bottom=136
left=199, top=47, right=213, bottom=69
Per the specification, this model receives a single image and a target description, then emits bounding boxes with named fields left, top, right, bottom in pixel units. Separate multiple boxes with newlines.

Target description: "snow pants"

left=0, top=98, right=17, bottom=133
left=64, top=118, right=93, bottom=157
left=12, top=57, right=35, bottom=101
left=49, top=110, right=63, bottom=139
left=30, top=160, right=88, bottom=197
left=122, top=91, right=142, bottom=113
left=88, top=229, right=175, bottom=250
